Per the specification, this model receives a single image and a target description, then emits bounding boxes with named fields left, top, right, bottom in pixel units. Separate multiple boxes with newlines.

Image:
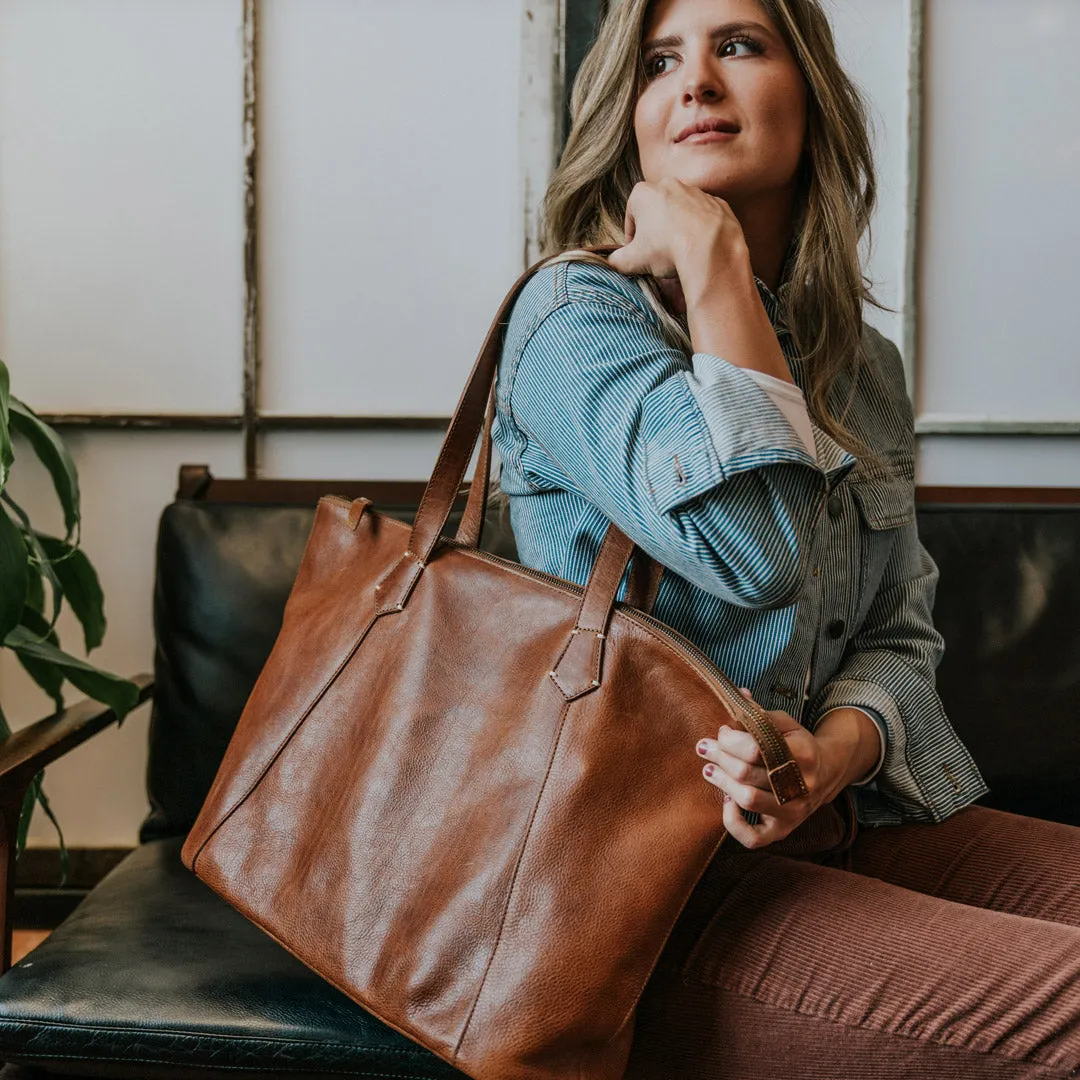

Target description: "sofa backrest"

left=916, top=491, right=1080, bottom=826
left=142, top=472, right=1080, bottom=840
left=140, top=470, right=517, bottom=842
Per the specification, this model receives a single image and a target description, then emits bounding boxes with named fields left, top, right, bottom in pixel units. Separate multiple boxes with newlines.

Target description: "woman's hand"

left=695, top=689, right=882, bottom=849
left=607, top=177, right=749, bottom=292
left=607, top=178, right=794, bottom=384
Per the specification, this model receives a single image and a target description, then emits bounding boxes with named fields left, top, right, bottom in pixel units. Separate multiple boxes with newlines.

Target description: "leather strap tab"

left=767, top=759, right=810, bottom=805
left=373, top=551, right=425, bottom=615
left=348, top=497, right=372, bottom=531
left=549, top=628, right=606, bottom=701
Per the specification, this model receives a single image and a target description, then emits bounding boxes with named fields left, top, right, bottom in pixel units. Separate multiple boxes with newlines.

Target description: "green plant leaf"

left=8, top=398, right=80, bottom=542
left=16, top=772, right=68, bottom=883
left=0, top=360, right=12, bottom=494
left=4, top=625, right=139, bottom=722
left=17, top=606, right=64, bottom=713
left=36, top=535, right=106, bottom=652
left=25, top=560, right=45, bottom=613
left=17, top=774, right=39, bottom=859
left=2, top=491, right=63, bottom=627
left=0, top=506, right=28, bottom=641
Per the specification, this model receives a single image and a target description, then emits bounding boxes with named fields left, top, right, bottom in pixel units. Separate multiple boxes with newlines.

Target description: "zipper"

left=438, top=537, right=791, bottom=770
left=325, top=496, right=792, bottom=772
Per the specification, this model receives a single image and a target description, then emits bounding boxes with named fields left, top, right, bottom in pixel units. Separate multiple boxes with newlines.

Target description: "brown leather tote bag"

left=181, top=252, right=808, bottom=1080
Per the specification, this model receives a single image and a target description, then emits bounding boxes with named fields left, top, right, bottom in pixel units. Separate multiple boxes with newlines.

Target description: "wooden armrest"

left=0, top=673, right=154, bottom=794
left=0, top=673, right=154, bottom=974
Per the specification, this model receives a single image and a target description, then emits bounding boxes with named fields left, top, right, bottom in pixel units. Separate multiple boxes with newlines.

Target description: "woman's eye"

left=719, top=36, right=762, bottom=58
left=646, top=54, right=676, bottom=78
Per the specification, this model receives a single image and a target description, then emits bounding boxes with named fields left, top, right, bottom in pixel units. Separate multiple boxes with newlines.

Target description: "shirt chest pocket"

left=846, top=456, right=916, bottom=630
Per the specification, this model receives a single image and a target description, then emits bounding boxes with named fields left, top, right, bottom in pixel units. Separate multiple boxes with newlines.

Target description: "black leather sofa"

left=0, top=467, right=1076, bottom=1080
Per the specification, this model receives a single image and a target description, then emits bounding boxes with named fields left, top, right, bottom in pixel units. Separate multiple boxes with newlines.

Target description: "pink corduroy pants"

left=626, top=804, right=1080, bottom=1079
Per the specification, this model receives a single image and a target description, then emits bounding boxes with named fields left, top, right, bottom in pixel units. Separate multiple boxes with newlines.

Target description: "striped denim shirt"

left=491, top=258, right=988, bottom=826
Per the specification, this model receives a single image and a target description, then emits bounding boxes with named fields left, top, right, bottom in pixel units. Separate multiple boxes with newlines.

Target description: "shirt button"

left=812, top=566, right=821, bottom=577
left=827, top=618, right=846, bottom=639
left=827, top=494, right=843, bottom=518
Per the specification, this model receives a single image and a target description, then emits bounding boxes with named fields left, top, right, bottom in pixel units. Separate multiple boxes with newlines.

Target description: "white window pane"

left=920, top=0, right=1080, bottom=419
left=0, top=0, right=245, bottom=415
left=825, top=0, right=911, bottom=350
left=258, top=0, right=523, bottom=417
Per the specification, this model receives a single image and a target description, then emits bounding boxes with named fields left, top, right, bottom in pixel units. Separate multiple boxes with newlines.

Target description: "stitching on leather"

left=548, top=634, right=578, bottom=700
left=6, top=1049, right=441, bottom=1078
left=374, top=554, right=424, bottom=614
left=3, top=1017, right=439, bottom=1054
left=453, top=697, right=574, bottom=1060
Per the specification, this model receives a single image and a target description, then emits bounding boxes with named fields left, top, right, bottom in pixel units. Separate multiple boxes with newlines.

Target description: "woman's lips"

left=679, top=130, right=738, bottom=144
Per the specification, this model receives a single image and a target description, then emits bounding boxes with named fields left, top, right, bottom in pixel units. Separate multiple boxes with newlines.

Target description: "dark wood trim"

left=39, top=414, right=244, bottom=431
left=242, top=0, right=261, bottom=479
left=175, top=466, right=462, bottom=508
left=172, top=470, right=1080, bottom=508
left=916, top=486, right=1080, bottom=505
left=256, top=415, right=451, bottom=432
left=16, top=847, right=132, bottom=890
left=13, top=850, right=134, bottom=930
left=564, top=0, right=609, bottom=139
left=38, top=413, right=452, bottom=432
left=14, top=888, right=87, bottom=930
left=0, top=676, right=154, bottom=792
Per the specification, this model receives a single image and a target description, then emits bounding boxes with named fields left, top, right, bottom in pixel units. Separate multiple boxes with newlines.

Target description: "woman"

left=491, top=0, right=1080, bottom=1075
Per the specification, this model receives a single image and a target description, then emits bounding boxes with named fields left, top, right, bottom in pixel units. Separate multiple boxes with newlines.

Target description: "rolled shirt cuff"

left=741, top=368, right=818, bottom=465
left=844, top=706, right=889, bottom=787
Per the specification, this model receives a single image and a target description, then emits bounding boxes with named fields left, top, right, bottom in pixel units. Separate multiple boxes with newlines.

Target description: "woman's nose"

left=681, top=55, right=725, bottom=105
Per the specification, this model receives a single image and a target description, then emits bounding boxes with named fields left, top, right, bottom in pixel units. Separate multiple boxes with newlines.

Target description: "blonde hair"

left=487, top=0, right=884, bottom=521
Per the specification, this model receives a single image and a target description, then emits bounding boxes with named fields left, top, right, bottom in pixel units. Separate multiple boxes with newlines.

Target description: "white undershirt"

left=742, top=368, right=818, bottom=463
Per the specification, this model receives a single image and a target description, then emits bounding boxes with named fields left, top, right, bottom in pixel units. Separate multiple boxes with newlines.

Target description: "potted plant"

left=0, top=359, right=140, bottom=880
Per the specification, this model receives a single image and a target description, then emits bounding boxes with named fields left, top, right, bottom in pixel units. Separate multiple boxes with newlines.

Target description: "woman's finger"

left=715, top=724, right=764, bottom=766
left=696, top=738, right=768, bottom=787
left=703, top=761, right=775, bottom=815
left=607, top=242, right=641, bottom=275
left=721, top=794, right=767, bottom=850
left=714, top=749, right=769, bottom=790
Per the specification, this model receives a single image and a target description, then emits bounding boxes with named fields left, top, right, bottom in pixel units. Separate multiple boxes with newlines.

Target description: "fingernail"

left=704, top=764, right=714, bottom=778
left=722, top=793, right=730, bottom=803
left=696, top=740, right=709, bottom=755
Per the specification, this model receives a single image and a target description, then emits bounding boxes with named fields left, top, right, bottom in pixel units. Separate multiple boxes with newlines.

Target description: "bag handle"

left=452, top=364, right=664, bottom=614
left=373, top=249, right=807, bottom=805
left=547, top=516, right=807, bottom=805
left=374, top=247, right=640, bottom=608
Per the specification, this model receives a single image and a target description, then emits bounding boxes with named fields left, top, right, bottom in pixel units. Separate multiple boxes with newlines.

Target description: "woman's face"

left=634, top=0, right=807, bottom=206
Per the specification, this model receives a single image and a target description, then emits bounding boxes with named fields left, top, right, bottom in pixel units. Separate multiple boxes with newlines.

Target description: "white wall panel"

left=260, top=429, right=447, bottom=481
left=258, top=0, right=523, bottom=418
left=1, top=432, right=244, bottom=847
left=0, top=0, right=245, bottom=415
left=919, top=0, right=1080, bottom=421
left=917, top=436, right=1080, bottom=488
left=824, top=0, right=910, bottom=351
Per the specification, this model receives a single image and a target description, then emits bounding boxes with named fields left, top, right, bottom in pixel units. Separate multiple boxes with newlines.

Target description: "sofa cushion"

left=0, top=839, right=465, bottom=1079
left=917, top=503, right=1080, bottom=825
